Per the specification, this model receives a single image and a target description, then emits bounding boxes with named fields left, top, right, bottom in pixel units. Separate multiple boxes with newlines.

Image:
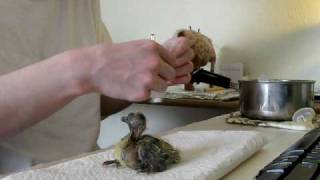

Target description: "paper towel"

left=1, top=131, right=266, bottom=180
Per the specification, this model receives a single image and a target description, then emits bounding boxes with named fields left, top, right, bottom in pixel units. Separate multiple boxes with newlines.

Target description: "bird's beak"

left=133, top=126, right=144, bottom=138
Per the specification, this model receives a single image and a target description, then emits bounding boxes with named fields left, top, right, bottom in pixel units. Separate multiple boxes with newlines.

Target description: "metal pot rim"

left=239, top=79, right=315, bottom=84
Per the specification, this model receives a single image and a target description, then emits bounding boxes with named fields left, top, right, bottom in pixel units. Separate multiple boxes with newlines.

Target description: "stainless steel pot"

left=239, top=79, right=315, bottom=121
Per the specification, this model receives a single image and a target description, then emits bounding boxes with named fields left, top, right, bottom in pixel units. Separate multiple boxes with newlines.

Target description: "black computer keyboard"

left=256, top=128, right=320, bottom=180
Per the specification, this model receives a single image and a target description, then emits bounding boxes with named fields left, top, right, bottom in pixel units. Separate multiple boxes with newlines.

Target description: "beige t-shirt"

left=0, top=0, right=112, bottom=173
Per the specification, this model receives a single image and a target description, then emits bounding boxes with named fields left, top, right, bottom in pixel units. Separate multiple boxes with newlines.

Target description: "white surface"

left=101, top=0, right=320, bottom=85
left=1, top=131, right=265, bottom=180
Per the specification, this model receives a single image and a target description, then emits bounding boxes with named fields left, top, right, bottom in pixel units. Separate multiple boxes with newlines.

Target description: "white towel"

left=1, top=131, right=266, bottom=180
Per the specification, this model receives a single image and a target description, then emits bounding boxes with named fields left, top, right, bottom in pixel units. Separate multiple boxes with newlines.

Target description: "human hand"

left=84, top=40, right=178, bottom=101
left=162, top=37, right=194, bottom=85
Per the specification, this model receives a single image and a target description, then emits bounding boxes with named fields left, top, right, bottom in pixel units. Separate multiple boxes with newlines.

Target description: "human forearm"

left=0, top=49, right=91, bottom=139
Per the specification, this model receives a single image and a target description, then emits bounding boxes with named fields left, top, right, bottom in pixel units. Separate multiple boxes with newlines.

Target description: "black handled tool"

left=191, top=68, right=231, bottom=88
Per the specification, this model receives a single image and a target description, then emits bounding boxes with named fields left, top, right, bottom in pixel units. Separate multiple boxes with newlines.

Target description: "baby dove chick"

left=176, top=27, right=216, bottom=90
left=103, top=112, right=180, bottom=173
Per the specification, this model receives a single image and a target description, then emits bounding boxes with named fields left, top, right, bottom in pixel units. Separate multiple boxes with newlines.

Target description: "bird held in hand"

left=103, top=112, right=180, bottom=173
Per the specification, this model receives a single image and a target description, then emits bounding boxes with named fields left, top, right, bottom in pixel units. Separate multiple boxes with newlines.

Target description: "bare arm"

left=0, top=38, right=194, bottom=139
left=0, top=50, right=90, bottom=139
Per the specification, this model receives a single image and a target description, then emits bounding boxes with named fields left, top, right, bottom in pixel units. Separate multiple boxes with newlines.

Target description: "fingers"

left=162, top=37, right=195, bottom=85
left=93, top=39, right=192, bottom=102
left=175, top=49, right=194, bottom=67
left=150, top=76, right=168, bottom=92
left=131, top=74, right=167, bottom=102
left=163, top=37, right=194, bottom=64
left=147, top=38, right=194, bottom=91
left=174, top=38, right=193, bottom=57
left=175, top=61, right=194, bottom=77
left=166, top=62, right=193, bottom=85
left=158, top=60, right=175, bottom=81
left=172, top=74, right=191, bottom=84
left=157, top=43, right=176, bottom=67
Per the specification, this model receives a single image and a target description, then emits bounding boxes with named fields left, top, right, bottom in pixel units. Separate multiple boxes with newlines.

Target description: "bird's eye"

left=137, top=113, right=145, bottom=120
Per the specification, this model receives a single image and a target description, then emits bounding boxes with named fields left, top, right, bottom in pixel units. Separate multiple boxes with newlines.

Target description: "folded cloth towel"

left=1, top=131, right=266, bottom=180
left=227, top=111, right=320, bottom=131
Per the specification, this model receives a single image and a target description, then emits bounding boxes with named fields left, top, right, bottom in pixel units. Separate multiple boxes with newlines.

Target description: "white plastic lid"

left=292, top=107, right=316, bottom=122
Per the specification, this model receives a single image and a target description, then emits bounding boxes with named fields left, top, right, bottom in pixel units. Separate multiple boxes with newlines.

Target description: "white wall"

left=101, top=0, right=320, bottom=85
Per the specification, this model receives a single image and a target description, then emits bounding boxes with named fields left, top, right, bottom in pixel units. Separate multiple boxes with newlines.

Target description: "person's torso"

left=0, top=0, right=111, bottom=174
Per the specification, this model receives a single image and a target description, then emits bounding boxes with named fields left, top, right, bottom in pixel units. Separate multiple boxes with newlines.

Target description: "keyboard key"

left=256, top=172, right=283, bottom=180
left=314, top=144, right=320, bottom=149
left=311, top=148, right=320, bottom=153
left=286, top=133, right=320, bottom=152
left=273, top=155, right=299, bottom=163
left=306, top=154, right=320, bottom=160
left=281, top=150, right=304, bottom=156
left=302, top=158, right=320, bottom=164
left=265, top=162, right=292, bottom=170
left=266, top=169, right=285, bottom=173
left=283, top=163, right=318, bottom=180
left=302, top=161, right=318, bottom=168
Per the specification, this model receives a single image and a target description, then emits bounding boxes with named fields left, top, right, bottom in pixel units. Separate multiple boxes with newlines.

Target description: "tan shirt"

left=0, top=0, right=111, bottom=173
